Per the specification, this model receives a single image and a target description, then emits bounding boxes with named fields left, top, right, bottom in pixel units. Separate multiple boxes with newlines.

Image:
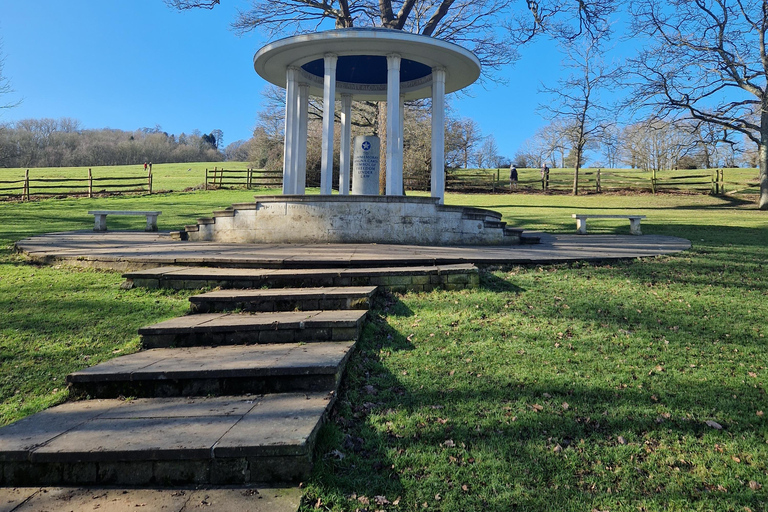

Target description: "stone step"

left=189, top=286, right=378, bottom=314
left=0, top=392, right=332, bottom=486
left=67, top=341, right=355, bottom=399
left=123, top=263, right=479, bottom=292
left=138, top=310, right=366, bottom=349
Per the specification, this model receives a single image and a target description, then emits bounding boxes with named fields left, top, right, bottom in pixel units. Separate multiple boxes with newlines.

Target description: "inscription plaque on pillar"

left=352, top=135, right=380, bottom=195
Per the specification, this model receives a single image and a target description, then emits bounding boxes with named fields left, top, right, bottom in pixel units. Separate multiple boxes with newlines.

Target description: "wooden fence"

left=442, top=167, right=755, bottom=195
left=0, top=169, right=152, bottom=200
left=204, top=168, right=282, bottom=190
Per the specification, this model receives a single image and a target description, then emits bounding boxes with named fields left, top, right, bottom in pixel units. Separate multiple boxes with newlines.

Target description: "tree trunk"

left=573, top=165, right=579, bottom=195
left=759, top=141, right=768, bottom=209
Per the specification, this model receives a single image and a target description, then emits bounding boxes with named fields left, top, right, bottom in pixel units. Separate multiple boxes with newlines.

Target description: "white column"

left=386, top=53, right=402, bottom=195
left=339, top=94, right=352, bottom=195
left=399, top=94, right=405, bottom=193
left=282, top=66, right=299, bottom=195
left=296, top=83, right=310, bottom=195
left=431, top=66, right=446, bottom=204
left=321, top=53, right=337, bottom=195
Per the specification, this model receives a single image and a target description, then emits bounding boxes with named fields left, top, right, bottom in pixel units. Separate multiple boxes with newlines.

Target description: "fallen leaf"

left=749, top=481, right=762, bottom=491
left=374, top=496, right=390, bottom=505
left=749, top=372, right=757, bottom=378
left=732, top=456, right=741, bottom=463
left=393, top=497, right=401, bottom=505
left=435, top=493, right=442, bottom=501
left=461, top=484, right=469, bottom=492
left=706, top=420, right=723, bottom=430
left=553, top=444, right=563, bottom=453
left=358, top=496, right=370, bottom=505
left=618, top=436, right=626, bottom=445
left=449, top=370, right=455, bottom=376
left=444, top=439, right=455, bottom=448
left=315, top=497, right=322, bottom=509
left=758, top=411, right=764, bottom=417
left=562, top=402, right=570, bottom=410
left=532, top=404, right=544, bottom=412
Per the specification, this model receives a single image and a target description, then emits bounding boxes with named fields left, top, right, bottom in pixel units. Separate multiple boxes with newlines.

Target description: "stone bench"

left=572, top=214, right=646, bottom=235
left=88, top=210, right=161, bottom=232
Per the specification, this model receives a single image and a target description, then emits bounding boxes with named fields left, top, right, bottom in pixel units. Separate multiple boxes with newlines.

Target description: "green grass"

left=0, top=181, right=766, bottom=510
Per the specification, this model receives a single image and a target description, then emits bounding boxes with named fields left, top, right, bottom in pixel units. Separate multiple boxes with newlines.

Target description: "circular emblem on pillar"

left=361, top=141, right=371, bottom=151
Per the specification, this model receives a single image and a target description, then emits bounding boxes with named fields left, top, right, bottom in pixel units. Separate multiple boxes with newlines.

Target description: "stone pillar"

left=352, top=135, right=380, bottom=195
left=282, top=66, right=299, bottom=195
left=339, top=94, right=353, bottom=195
left=431, top=66, right=446, bottom=204
left=399, top=94, right=405, bottom=192
left=296, top=83, right=310, bottom=195
left=321, top=53, right=337, bottom=195
left=386, top=53, right=403, bottom=196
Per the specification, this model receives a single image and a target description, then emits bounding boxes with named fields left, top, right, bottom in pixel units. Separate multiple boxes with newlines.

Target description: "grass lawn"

left=0, top=182, right=766, bottom=511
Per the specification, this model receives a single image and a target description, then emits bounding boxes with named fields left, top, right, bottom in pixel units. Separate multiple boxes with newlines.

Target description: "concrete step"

left=189, top=286, right=378, bottom=313
left=68, top=341, right=355, bottom=399
left=0, top=392, right=332, bottom=486
left=137, top=310, right=366, bottom=349
left=123, top=263, right=479, bottom=292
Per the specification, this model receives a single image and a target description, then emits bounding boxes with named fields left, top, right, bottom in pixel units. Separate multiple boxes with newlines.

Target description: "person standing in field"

left=144, top=162, right=148, bottom=172
left=509, top=164, right=518, bottom=191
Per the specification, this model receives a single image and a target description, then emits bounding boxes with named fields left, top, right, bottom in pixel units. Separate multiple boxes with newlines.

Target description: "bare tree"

left=475, top=134, right=502, bottom=168
left=539, top=39, right=617, bottom=194
left=166, top=0, right=519, bottom=78
left=628, top=0, right=768, bottom=208
left=620, top=119, right=694, bottom=171
left=0, top=41, right=19, bottom=110
left=445, top=117, right=483, bottom=168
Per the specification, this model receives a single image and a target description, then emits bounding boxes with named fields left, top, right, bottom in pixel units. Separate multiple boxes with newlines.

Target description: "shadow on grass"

left=310, top=307, right=767, bottom=510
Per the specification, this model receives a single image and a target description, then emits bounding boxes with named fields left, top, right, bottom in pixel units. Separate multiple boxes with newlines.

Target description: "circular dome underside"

left=254, top=29, right=481, bottom=101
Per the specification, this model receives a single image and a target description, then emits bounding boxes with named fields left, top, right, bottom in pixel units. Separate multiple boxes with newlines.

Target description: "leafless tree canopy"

left=538, top=40, right=618, bottom=193
left=628, top=0, right=768, bottom=208
left=166, top=0, right=624, bottom=80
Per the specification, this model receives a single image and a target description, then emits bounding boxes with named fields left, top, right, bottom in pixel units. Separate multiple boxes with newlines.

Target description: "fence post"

left=205, top=169, right=208, bottom=190
left=720, top=168, right=724, bottom=195
left=148, top=168, right=153, bottom=194
left=596, top=169, right=601, bottom=193
left=24, top=169, right=30, bottom=201
left=88, top=168, right=93, bottom=198
left=651, top=169, right=656, bottom=194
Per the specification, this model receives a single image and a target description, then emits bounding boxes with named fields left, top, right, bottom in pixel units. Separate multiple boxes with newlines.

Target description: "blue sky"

left=0, top=0, right=567, bottom=159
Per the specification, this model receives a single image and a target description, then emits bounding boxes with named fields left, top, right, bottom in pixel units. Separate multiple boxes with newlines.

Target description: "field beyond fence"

left=429, top=167, right=760, bottom=195
left=1, top=164, right=762, bottom=199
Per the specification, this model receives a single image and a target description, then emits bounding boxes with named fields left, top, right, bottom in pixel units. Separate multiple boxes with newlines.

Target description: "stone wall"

left=184, top=195, right=519, bottom=246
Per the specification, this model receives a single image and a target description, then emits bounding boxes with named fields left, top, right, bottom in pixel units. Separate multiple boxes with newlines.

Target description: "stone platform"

left=181, top=195, right=522, bottom=246
left=15, top=231, right=692, bottom=271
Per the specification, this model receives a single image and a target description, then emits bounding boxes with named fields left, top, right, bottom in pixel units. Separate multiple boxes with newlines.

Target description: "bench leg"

left=94, top=215, right=107, bottom=232
left=629, top=219, right=642, bottom=235
left=575, top=218, right=587, bottom=235
left=146, top=215, right=158, bottom=232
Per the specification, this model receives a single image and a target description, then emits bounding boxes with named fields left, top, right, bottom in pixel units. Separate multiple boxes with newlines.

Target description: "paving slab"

left=66, top=342, right=356, bottom=398
left=0, top=486, right=301, bottom=512
left=68, top=342, right=354, bottom=381
left=0, top=393, right=331, bottom=486
left=136, top=310, right=366, bottom=349
left=189, top=286, right=378, bottom=313
left=0, top=401, right=118, bottom=462
left=15, top=231, right=692, bottom=271
left=138, top=310, right=364, bottom=335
